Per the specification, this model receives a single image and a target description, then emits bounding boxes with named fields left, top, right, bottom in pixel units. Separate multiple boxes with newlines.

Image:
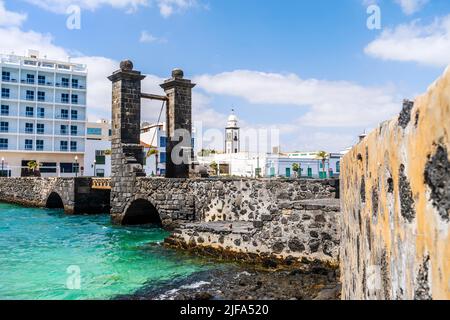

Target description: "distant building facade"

left=84, top=120, right=111, bottom=177
left=0, top=50, right=87, bottom=177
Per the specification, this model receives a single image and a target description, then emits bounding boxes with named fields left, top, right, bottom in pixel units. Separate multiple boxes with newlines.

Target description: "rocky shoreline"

left=115, top=261, right=341, bottom=301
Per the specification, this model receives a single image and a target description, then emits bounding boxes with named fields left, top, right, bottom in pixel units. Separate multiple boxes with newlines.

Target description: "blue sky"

left=1, top=0, right=449, bottom=152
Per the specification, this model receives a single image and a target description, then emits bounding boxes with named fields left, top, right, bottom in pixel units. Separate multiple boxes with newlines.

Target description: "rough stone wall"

left=340, top=68, right=450, bottom=300
left=0, top=177, right=75, bottom=212
left=124, top=177, right=341, bottom=266
left=126, top=177, right=338, bottom=223
left=166, top=198, right=340, bottom=267
left=190, top=179, right=338, bottom=222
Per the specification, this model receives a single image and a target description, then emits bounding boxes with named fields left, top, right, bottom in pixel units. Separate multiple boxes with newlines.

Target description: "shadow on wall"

left=122, top=199, right=162, bottom=226
left=46, top=192, right=64, bottom=209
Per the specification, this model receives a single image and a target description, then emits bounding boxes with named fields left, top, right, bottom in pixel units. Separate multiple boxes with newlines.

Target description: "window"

left=26, top=90, right=35, bottom=101
left=2, top=71, right=10, bottom=81
left=95, top=150, right=106, bottom=165
left=60, top=109, right=69, bottom=119
left=160, top=152, right=167, bottom=163
left=25, top=123, right=33, bottom=134
left=2, top=88, right=10, bottom=98
left=0, top=121, right=8, bottom=133
left=71, top=94, right=78, bottom=104
left=87, top=127, right=102, bottom=135
left=61, top=93, right=69, bottom=103
left=25, top=106, right=34, bottom=117
left=336, top=161, right=340, bottom=173
left=37, top=91, right=45, bottom=102
left=71, top=110, right=78, bottom=120
left=60, top=162, right=73, bottom=173
left=1, top=105, right=9, bottom=116
left=42, top=62, right=54, bottom=69
left=37, top=107, right=45, bottom=118
left=60, top=141, right=68, bottom=151
left=108, top=129, right=112, bottom=137
left=95, top=169, right=105, bottom=177
left=37, top=123, right=44, bottom=134
left=61, top=78, right=69, bottom=88
left=25, top=139, right=33, bottom=150
left=40, top=162, right=57, bottom=173
left=38, top=75, right=46, bottom=85
left=60, top=125, right=68, bottom=135
left=70, top=141, right=77, bottom=152
left=160, top=136, right=167, bottom=148
left=26, top=74, right=35, bottom=84
left=0, top=138, right=8, bottom=149
left=36, top=140, right=44, bottom=151
left=70, top=125, right=77, bottom=136
left=72, top=79, right=79, bottom=88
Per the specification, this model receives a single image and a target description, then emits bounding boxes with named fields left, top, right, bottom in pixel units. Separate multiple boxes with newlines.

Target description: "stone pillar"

left=160, top=69, right=196, bottom=178
left=108, top=60, right=146, bottom=224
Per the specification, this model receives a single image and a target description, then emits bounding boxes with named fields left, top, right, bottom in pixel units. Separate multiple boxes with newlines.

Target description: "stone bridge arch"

left=45, top=192, right=65, bottom=210
left=121, top=198, right=162, bottom=226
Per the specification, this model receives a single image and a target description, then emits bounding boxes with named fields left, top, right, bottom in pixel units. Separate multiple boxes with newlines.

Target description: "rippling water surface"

left=0, top=202, right=212, bottom=300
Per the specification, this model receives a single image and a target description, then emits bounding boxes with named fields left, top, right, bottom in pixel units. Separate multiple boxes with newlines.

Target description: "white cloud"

left=394, top=0, right=429, bottom=15
left=24, top=0, right=198, bottom=17
left=365, top=15, right=450, bottom=67
left=362, top=0, right=428, bottom=15
left=0, top=0, right=27, bottom=27
left=139, top=30, right=167, bottom=43
left=194, top=70, right=400, bottom=128
left=23, top=0, right=149, bottom=14
left=157, top=0, right=197, bottom=18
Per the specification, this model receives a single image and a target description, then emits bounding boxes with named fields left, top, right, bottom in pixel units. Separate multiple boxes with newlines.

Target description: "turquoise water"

left=0, top=202, right=210, bottom=300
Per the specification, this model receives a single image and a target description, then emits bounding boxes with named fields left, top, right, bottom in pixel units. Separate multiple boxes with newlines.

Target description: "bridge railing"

left=91, top=178, right=111, bottom=190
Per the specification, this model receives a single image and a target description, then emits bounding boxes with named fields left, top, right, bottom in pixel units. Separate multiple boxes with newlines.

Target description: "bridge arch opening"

left=122, top=199, right=162, bottom=226
left=46, top=192, right=64, bottom=209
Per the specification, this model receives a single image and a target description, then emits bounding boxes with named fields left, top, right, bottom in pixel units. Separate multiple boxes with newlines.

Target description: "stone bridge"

left=0, top=177, right=110, bottom=214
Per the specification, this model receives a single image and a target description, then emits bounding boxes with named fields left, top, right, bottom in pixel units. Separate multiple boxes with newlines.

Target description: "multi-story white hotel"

left=0, top=50, right=87, bottom=177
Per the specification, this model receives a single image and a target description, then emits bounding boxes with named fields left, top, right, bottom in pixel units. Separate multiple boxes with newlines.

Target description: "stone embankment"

left=165, top=196, right=340, bottom=269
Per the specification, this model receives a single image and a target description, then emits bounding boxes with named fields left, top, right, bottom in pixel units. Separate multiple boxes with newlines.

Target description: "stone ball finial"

left=120, top=60, right=134, bottom=71
left=172, top=68, right=184, bottom=79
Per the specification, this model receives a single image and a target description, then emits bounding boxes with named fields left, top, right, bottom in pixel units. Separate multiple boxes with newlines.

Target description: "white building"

left=198, top=111, right=343, bottom=179
left=84, top=120, right=111, bottom=177
left=225, top=110, right=240, bottom=154
left=265, top=152, right=341, bottom=179
left=0, top=50, right=87, bottom=177
left=141, top=122, right=167, bottom=176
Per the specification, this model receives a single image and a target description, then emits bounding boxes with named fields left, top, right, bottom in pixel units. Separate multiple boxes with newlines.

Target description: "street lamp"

left=74, top=155, right=78, bottom=178
left=1, top=157, right=4, bottom=177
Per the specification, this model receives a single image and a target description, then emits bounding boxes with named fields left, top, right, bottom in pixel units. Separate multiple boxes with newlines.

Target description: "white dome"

left=228, top=114, right=238, bottom=122
left=227, top=110, right=239, bottom=128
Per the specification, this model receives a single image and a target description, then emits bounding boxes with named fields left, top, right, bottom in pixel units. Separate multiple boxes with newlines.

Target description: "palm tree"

left=210, top=161, right=218, bottom=176
left=292, top=163, right=300, bottom=178
left=146, top=148, right=159, bottom=176
left=27, top=161, right=41, bottom=177
left=316, top=151, right=329, bottom=178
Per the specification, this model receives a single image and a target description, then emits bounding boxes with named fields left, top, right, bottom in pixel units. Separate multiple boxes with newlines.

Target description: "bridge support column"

left=160, top=69, right=196, bottom=178
left=108, top=60, right=146, bottom=224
